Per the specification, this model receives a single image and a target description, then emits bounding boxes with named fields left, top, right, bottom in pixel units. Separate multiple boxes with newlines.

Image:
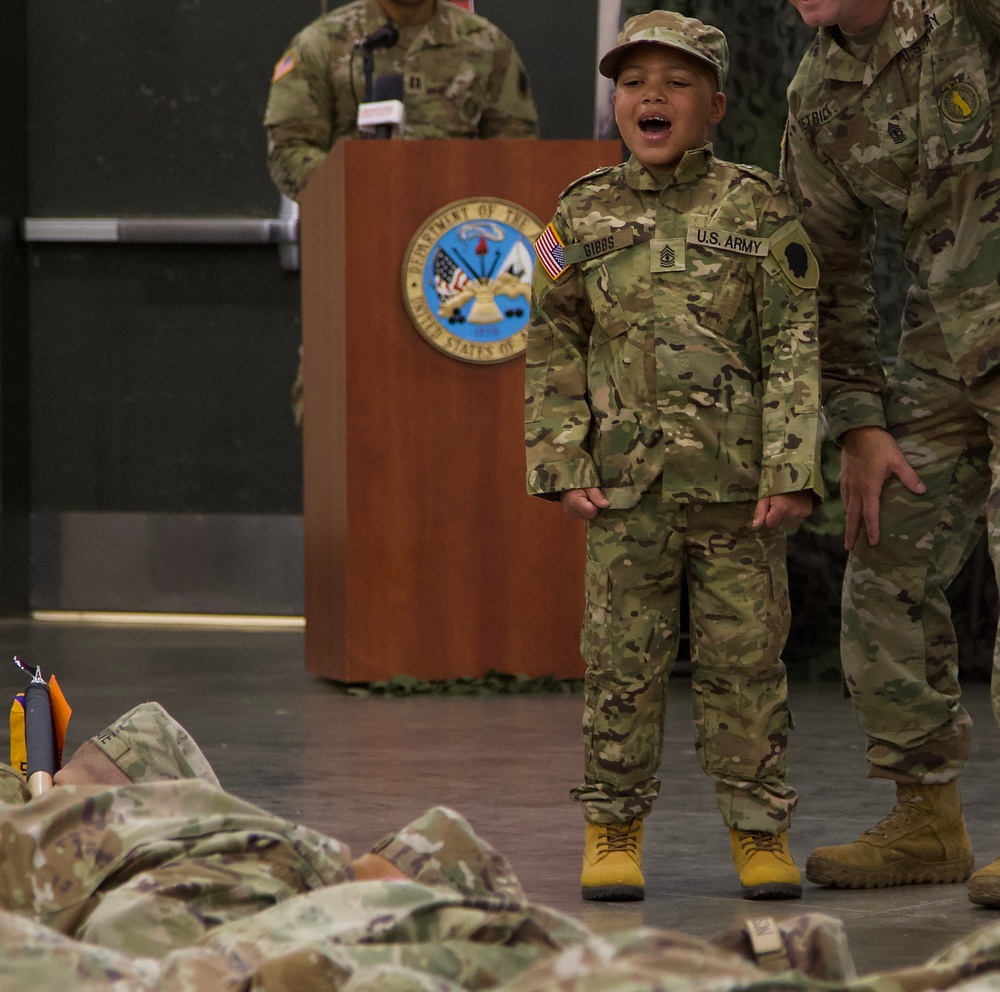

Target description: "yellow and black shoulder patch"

left=769, top=221, right=819, bottom=292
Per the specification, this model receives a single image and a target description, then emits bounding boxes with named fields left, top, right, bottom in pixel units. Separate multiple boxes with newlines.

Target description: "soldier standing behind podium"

left=264, top=0, right=540, bottom=201
left=264, top=0, right=539, bottom=424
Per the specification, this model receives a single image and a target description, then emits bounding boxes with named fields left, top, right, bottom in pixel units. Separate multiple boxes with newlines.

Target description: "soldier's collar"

left=864, top=1, right=933, bottom=83
left=821, top=28, right=875, bottom=82
left=821, top=1, right=934, bottom=85
left=363, top=0, right=445, bottom=47
left=363, top=0, right=390, bottom=34
left=416, top=0, right=462, bottom=46
left=626, top=145, right=711, bottom=192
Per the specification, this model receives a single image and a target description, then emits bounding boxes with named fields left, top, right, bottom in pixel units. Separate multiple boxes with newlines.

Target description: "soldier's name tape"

left=536, top=222, right=774, bottom=281
left=687, top=226, right=769, bottom=256
left=536, top=220, right=817, bottom=291
left=561, top=227, right=636, bottom=264
left=561, top=225, right=769, bottom=265
left=551, top=224, right=770, bottom=267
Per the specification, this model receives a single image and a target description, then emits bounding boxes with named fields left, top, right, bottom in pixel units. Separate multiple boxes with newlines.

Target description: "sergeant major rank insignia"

left=402, top=197, right=542, bottom=364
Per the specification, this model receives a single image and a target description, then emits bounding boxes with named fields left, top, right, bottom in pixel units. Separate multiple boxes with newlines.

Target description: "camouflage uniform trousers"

left=840, top=357, right=1000, bottom=784
left=571, top=489, right=798, bottom=832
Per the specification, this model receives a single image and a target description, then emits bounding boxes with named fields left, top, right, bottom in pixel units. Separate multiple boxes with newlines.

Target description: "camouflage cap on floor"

left=599, top=10, right=729, bottom=88
left=90, top=702, right=220, bottom=786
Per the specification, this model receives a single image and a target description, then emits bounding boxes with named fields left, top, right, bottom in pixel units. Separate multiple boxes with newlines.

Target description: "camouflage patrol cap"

left=599, top=11, right=728, bottom=88
left=90, top=702, right=220, bottom=787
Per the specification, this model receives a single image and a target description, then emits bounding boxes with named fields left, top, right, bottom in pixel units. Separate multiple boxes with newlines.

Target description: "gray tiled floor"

left=4, top=616, right=999, bottom=976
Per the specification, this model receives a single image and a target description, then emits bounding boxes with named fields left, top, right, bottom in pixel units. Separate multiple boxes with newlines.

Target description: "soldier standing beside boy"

left=782, top=0, right=1000, bottom=904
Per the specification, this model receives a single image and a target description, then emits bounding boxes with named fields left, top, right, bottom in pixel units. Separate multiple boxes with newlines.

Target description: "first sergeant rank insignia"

left=402, top=197, right=542, bottom=364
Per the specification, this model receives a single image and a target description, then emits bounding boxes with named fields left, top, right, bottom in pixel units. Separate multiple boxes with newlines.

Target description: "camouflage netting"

left=337, top=671, right=583, bottom=697
left=604, top=1, right=997, bottom=679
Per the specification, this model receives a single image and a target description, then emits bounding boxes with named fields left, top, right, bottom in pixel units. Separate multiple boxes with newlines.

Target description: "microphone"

left=357, top=73, right=405, bottom=139
left=354, top=21, right=399, bottom=51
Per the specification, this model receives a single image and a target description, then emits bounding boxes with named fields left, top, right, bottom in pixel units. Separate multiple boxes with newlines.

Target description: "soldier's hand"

left=840, top=426, right=925, bottom=549
left=561, top=487, right=610, bottom=520
left=752, top=492, right=813, bottom=531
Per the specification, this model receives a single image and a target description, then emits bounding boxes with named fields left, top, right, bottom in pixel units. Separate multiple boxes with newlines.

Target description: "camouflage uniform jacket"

left=782, top=0, right=1000, bottom=442
left=0, top=779, right=351, bottom=936
left=525, top=148, right=824, bottom=509
left=264, top=0, right=540, bottom=199
left=0, top=804, right=592, bottom=992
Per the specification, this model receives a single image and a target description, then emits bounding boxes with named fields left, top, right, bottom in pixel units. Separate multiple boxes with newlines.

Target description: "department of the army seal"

left=401, top=197, right=542, bottom=364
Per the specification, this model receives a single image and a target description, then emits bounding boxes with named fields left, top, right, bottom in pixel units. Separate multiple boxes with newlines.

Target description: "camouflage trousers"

left=841, top=358, right=1000, bottom=783
left=571, top=492, right=798, bottom=831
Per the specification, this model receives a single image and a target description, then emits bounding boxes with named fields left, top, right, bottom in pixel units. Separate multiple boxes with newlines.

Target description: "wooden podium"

left=300, top=138, right=621, bottom=683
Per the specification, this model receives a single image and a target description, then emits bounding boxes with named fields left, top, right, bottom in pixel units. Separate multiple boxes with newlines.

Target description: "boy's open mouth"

left=638, top=115, right=671, bottom=135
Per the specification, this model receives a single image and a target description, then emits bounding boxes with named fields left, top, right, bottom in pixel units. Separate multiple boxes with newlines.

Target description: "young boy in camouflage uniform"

left=525, top=11, right=824, bottom=902
left=781, top=0, right=1000, bottom=902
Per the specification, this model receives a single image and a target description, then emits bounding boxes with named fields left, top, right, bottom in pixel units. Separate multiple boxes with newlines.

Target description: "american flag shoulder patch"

left=534, top=223, right=568, bottom=282
left=272, top=51, right=296, bottom=83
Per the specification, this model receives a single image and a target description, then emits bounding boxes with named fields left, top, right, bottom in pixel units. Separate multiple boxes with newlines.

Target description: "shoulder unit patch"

left=769, top=222, right=819, bottom=292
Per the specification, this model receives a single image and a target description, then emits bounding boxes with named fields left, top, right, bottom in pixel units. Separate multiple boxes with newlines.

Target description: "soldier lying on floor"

left=0, top=702, right=996, bottom=991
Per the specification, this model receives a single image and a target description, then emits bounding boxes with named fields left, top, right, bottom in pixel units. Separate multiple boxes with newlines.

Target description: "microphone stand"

left=360, top=49, right=376, bottom=140
left=362, top=47, right=376, bottom=104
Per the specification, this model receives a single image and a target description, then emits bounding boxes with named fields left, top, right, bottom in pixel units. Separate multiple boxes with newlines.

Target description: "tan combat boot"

left=806, top=781, right=974, bottom=888
left=581, top=820, right=644, bottom=901
left=968, top=856, right=1000, bottom=906
left=729, top=830, right=802, bottom=899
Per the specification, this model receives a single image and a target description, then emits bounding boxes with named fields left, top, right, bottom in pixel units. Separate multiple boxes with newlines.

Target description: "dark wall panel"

left=477, top=0, right=598, bottom=141
left=27, top=1, right=598, bottom=218
left=29, top=244, right=302, bottom=514
left=26, top=1, right=320, bottom=216
left=0, top=3, right=31, bottom=612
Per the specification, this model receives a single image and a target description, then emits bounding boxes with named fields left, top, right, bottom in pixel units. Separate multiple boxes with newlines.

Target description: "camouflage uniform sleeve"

left=0, top=764, right=29, bottom=805
left=963, top=0, right=1000, bottom=36
left=781, top=115, right=887, bottom=443
left=264, top=27, right=339, bottom=201
left=369, top=806, right=526, bottom=899
left=756, top=193, right=825, bottom=501
left=478, top=26, right=540, bottom=139
left=525, top=212, right=601, bottom=498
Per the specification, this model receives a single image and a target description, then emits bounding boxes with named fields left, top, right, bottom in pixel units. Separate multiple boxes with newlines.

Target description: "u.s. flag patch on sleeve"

left=534, top=223, right=568, bottom=282
left=272, top=51, right=296, bottom=83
